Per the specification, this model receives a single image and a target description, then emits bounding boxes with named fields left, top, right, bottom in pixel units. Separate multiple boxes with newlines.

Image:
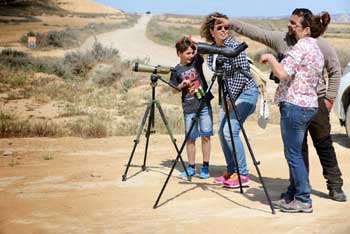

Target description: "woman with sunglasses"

left=199, top=12, right=258, bottom=188
left=260, top=12, right=331, bottom=213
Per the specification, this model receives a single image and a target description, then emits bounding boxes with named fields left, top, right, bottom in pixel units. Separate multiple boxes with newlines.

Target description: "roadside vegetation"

left=0, top=40, right=184, bottom=138
left=19, top=14, right=139, bottom=49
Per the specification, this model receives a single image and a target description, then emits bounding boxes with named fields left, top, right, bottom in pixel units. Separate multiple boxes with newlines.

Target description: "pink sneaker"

left=223, top=175, right=250, bottom=188
left=214, top=172, right=237, bottom=184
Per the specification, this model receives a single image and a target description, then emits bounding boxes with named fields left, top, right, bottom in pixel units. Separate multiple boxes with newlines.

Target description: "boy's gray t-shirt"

left=170, top=54, right=213, bottom=114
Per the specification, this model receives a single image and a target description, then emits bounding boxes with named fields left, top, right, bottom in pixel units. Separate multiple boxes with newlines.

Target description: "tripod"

left=122, top=73, right=190, bottom=181
left=154, top=56, right=275, bottom=214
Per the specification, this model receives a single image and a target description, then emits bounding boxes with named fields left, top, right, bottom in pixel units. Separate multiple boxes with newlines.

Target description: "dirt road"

left=81, top=14, right=178, bottom=66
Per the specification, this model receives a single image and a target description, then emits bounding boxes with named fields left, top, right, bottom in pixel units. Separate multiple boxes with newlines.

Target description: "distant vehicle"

left=333, top=61, right=350, bottom=140
left=145, top=11, right=151, bottom=14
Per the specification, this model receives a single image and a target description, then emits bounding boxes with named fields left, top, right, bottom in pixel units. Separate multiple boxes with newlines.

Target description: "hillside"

left=0, top=0, right=122, bottom=15
left=55, top=0, right=122, bottom=14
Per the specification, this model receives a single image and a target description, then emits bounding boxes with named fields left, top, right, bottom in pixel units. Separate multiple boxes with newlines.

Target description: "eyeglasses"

left=215, top=25, right=229, bottom=31
left=289, top=18, right=302, bottom=28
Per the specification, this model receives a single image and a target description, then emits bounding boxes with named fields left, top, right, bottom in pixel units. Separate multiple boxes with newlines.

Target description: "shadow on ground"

left=331, top=133, right=350, bottom=148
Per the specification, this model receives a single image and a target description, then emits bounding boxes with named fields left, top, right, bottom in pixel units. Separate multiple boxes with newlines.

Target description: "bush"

left=0, top=49, right=32, bottom=70
left=88, top=63, right=123, bottom=87
left=57, top=40, right=120, bottom=80
left=68, top=115, right=108, bottom=138
left=44, top=29, right=80, bottom=48
left=0, top=112, right=64, bottom=137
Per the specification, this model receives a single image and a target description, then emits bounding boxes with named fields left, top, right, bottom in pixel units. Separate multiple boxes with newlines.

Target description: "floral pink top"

left=275, top=37, right=324, bottom=107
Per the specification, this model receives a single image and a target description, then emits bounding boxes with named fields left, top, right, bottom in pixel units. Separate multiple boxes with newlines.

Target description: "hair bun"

left=320, top=11, right=331, bottom=26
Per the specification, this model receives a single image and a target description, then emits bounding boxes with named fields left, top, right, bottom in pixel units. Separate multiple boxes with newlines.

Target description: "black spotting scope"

left=133, top=63, right=174, bottom=74
left=197, top=42, right=248, bottom=58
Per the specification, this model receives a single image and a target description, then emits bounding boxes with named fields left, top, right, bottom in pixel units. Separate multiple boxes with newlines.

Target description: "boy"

left=170, top=36, right=214, bottom=179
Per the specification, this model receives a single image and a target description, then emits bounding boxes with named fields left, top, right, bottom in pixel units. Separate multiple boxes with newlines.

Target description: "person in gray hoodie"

left=213, top=8, right=345, bottom=202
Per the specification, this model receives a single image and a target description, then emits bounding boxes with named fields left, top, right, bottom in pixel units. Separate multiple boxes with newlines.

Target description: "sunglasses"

left=215, top=25, right=229, bottom=31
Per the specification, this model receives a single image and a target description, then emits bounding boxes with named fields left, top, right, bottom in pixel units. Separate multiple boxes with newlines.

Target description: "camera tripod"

left=153, top=56, right=275, bottom=214
left=122, top=73, right=190, bottom=181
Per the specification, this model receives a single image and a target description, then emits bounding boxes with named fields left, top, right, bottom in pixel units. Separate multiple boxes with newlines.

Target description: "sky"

left=94, top=0, right=349, bottom=17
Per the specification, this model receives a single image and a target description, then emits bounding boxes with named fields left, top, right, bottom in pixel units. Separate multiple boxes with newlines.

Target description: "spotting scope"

left=133, top=63, right=174, bottom=74
left=197, top=42, right=248, bottom=58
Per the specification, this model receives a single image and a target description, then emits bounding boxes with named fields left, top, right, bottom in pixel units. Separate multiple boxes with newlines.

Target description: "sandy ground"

left=0, top=120, right=349, bottom=234
left=1, top=13, right=350, bottom=234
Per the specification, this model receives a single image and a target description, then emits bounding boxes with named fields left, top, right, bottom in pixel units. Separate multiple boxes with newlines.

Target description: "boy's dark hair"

left=175, top=36, right=196, bottom=53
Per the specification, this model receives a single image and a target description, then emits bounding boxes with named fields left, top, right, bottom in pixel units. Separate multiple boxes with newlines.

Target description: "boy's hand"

left=186, top=34, right=201, bottom=44
left=179, top=80, right=191, bottom=89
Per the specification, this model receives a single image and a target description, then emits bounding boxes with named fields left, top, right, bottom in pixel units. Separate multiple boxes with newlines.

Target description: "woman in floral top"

left=260, top=11, right=331, bottom=213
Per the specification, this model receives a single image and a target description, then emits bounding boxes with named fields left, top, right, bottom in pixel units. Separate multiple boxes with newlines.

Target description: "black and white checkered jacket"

left=207, top=37, right=257, bottom=102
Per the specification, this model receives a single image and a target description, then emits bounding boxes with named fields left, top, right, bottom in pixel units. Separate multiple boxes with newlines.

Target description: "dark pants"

left=302, top=97, right=344, bottom=191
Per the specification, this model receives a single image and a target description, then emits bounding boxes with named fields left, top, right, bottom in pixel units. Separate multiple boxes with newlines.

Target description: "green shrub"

left=68, top=115, right=108, bottom=138
left=44, top=29, right=80, bottom=48
left=0, top=49, right=32, bottom=70
left=0, top=113, right=64, bottom=138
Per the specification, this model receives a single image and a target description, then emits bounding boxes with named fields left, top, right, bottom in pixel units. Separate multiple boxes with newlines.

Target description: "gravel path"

left=81, top=14, right=178, bottom=66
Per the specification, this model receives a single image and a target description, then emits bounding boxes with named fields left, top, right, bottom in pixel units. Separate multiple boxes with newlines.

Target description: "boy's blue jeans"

left=184, top=105, right=213, bottom=141
left=218, top=88, right=258, bottom=175
left=279, top=102, right=317, bottom=204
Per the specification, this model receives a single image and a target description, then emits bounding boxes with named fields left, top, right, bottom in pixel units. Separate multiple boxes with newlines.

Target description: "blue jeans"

left=280, top=102, right=317, bottom=204
left=218, top=88, right=258, bottom=175
left=184, top=105, right=213, bottom=141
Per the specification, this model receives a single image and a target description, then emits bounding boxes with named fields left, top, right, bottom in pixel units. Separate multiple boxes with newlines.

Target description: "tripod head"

left=132, top=63, right=180, bottom=91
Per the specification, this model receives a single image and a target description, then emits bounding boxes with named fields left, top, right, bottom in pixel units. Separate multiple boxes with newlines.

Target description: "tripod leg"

left=236, top=110, right=275, bottom=214
left=142, top=101, right=155, bottom=171
left=154, top=101, right=211, bottom=208
left=155, top=101, right=188, bottom=172
left=122, top=103, right=152, bottom=181
left=222, top=79, right=275, bottom=214
left=221, top=90, right=244, bottom=193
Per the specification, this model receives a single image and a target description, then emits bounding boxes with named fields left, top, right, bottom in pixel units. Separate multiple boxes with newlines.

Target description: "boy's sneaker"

left=279, top=199, right=313, bottom=213
left=199, top=166, right=209, bottom=179
left=272, top=198, right=291, bottom=209
left=214, top=172, right=236, bottom=184
left=223, top=175, right=250, bottom=188
left=179, top=166, right=196, bottom=178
